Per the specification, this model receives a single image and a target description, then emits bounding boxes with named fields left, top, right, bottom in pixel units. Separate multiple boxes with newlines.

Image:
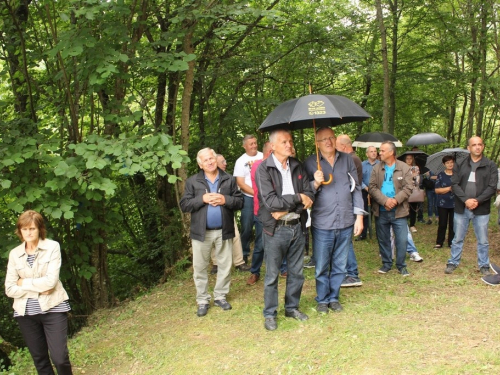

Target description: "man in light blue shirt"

left=358, top=146, right=379, bottom=240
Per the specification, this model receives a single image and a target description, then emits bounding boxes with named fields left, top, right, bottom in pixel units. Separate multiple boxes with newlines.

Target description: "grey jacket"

left=451, top=155, right=497, bottom=215
left=5, top=239, right=70, bottom=316
left=368, top=160, right=413, bottom=218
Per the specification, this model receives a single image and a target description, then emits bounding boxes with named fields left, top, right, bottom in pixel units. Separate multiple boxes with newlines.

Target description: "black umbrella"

left=398, top=151, right=429, bottom=172
left=425, top=148, right=470, bottom=174
left=352, top=132, right=402, bottom=148
left=406, top=132, right=447, bottom=146
left=259, top=92, right=371, bottom=185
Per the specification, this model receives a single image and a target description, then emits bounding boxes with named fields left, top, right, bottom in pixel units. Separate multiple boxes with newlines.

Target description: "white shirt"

left=233, top=151, right=263, bottom=197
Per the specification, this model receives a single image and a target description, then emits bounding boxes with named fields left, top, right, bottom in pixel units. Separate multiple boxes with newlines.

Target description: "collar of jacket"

left=380, top=159, right=405, bottom=170
left=263, top=155, right=300, bottom=171
left=13, top=238, right=51, bottom=258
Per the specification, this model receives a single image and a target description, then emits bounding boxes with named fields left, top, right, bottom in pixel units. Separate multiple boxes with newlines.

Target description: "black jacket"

left=179, top=169, right=243, bottom=242
left=451, top=155, right=498, bottom=215
left=255, top=156, right=315, bottom=236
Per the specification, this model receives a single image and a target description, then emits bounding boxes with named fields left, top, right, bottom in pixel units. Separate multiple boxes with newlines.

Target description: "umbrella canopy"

left=352, top=132, right=402, bottom=148
left=398, top=151, right=429, bottom=172
left=425, top=148, right=470, bottom=174
left=406, top=132, right=447, bottom=146
left=259, top=94, right=371, bottom=132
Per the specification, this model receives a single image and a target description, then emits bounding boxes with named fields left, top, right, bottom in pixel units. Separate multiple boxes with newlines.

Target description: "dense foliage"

left=1, top=0, right=500, bottom=365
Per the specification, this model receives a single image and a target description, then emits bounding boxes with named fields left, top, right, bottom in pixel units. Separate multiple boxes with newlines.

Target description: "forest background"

left=1, top=0, right=500, bottom=368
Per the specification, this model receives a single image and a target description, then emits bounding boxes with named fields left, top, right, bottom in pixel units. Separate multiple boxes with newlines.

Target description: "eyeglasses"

left=317, top=136, right=336, bottom=143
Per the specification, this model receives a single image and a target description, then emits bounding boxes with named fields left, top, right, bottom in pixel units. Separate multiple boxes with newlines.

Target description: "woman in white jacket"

left=5, top=210, right=73, bottom=375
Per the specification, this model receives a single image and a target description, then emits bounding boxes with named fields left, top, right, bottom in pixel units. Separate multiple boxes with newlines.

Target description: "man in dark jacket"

left=255, top=129, right=314, bottom=331
left=445, top=136, right=498, bottom=275
left=180, top=148, right=243, bottom=317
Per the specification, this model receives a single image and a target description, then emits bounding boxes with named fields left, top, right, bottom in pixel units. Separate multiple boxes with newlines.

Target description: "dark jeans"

left=436, top=207, right=454, bottom=246
left=240, top=195, right=255, bottom=258
left=426, top=189, right=438, bottom=218
left=408, top=203, right=419, bottom=226
left=346, top=241, right=359, bottom=278
left=16, top=312, right=73, bottom=375
left=360, top=190, right=369, bottom=238
left=376, top=211, right=408, bottom=270
left=263, top=223, right=305, bottom=318
left=250, top=215, right=264, bottom=275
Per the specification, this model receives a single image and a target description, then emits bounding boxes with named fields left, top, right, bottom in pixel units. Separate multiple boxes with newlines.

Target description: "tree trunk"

left=375, top=0, right=390, bottom=133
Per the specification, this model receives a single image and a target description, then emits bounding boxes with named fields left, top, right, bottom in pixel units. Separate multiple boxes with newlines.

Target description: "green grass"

left=6, top=220, right=500, bottom=374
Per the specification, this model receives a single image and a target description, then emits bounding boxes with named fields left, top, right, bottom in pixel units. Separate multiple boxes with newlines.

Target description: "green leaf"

left=1, top=180, right=12, bottom=189
left=63, top=211, right=74, bottom=219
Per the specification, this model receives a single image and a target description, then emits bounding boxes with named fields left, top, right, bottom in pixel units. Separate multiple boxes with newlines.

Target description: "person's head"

left=405, top=154, right=415, bottom=166
left=269, top=129, right=293, bottom=159
left=196, top=148, right=218, bottom=174
left=15, top=210, right=46, bottom=243
left=335, top=134, right=353, bottom=153
left=316, top=127, right=336, bottom=156
left=366, top=146, right=377, bottom=161
left=262, top=141, right=272, bottom=159
left=379, top=141, right=397, bottom=163
left=216, top=154, right=227, bottom=171
left=467, top=136, right=484, bottom=159
left=242, top=135, right=258, bottom=156
left=442, top=155, right=455, bottom=171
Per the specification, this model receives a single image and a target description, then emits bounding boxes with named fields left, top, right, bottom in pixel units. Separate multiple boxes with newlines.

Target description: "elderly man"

left=445, top=136, right=497, bottom=275
left=256, top=129, right=314, bottom=331
left=369, top=141, right=413, bottom=276
left=209, top=154, right=250, bottom=274
left=234, top=135, right=263, bottom=264
left=305, top=128, right=364, bottom=313
left=180, top=148, right=243, bottom=317
left=336, top=134, right=365, bottom=288
left=359, top=146, right=379, bottom=240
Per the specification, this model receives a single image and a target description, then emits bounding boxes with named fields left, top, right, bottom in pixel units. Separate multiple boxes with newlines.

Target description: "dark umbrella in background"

left=352, top=132, right=403, bottom=148
left=425, top=148, right=470, bottom=174
left=406, top=132, right=447, bottom=147
left=259, top=91, right=371, bottom=184
left=398, top=151, right=429, bottom=173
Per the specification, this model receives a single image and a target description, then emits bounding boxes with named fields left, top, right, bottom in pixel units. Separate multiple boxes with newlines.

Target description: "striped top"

left=13, top=253, right=71, bottom=317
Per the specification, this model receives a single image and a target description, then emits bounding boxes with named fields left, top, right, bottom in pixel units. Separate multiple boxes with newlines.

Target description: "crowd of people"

left=179, top=131, right=500, bottom=331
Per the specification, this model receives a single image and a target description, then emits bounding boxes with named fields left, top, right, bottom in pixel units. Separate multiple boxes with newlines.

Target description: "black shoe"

left=210, top=265, right=218, bottom=275
left=490, top=263, right=500, bottom=274
left=304, top=259, right=315, bottom=268
left=316, top=303, right=329, bottom=314
left=378, top=265, right=391, bottom=274
left=445, top=263, right=457, bottom=274
left=196, top=304, right=209, bottom=317
left=214, top=299, right=232, bottom=310
left=399, top=267, right=410, bottom=276
left=235, top=263, right=251, bottom=272
left=328, top=302, right=343, bottom=312
left=243, top=255, right=249, bottom=264
left=341, top=276, right=363, bottom=287
left=284, top=309, right=309, bottom=321
left=480, top=266, right=491, bottom=276
left=482, top=274, right=500, bottom=286
left=264, top=317, right=277, bottom=331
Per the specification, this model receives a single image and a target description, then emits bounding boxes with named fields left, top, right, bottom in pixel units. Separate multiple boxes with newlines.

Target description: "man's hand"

left=203, top=193, right=226, bottom=206
left=384, top=197, right=398, bottom=211
left=313, top=170, right=324, bottom=189
left=465, top=198, right=478, bottom=210
left=300, top=194, right=313, bottom=209
left=353, top=215, right=364, bottom=237
left=271, top=211, right=288, bottom=220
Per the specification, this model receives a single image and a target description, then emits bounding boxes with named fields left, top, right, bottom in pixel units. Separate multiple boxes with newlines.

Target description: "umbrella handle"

left=322, top=174, right=333, bottom=185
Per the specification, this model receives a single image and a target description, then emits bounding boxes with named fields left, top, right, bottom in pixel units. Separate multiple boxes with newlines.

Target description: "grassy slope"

left=9, top=221, right=500, bottom=375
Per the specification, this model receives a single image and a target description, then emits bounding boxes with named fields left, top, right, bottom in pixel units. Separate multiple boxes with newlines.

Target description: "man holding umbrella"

left=256, top=129, right=314, bottom=331
left=304, top=127, right=364, bottom=313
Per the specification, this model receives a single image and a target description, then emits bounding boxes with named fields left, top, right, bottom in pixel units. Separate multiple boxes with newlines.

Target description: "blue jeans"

left=376, top=211, right=408, bottom=270
left=250, top=216, right=264, bottom=275
left=346, top=241, right=359, bottom=277
left=263, top=223, right=305, bottom=318
left=312, top=226, right=353, bottom=304
left=448, top=209, right=490, bottom=267
left=426, top=189, right=438, bottom=218
left=240, top=195, right=255, bottom=258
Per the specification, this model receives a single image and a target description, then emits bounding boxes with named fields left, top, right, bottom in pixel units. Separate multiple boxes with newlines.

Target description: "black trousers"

left=16, top=312, right=73, bottom=375
left=436, top=207, right=454, bottom=246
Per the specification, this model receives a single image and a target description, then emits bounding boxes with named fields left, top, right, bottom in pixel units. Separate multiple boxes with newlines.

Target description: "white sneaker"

left=410, top=252, right=423, bottom=262
left=410, top=226, right=417, bottom=233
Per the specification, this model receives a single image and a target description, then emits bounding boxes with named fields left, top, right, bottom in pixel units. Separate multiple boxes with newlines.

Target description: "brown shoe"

left=247, top=273, right=259, bottom=285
